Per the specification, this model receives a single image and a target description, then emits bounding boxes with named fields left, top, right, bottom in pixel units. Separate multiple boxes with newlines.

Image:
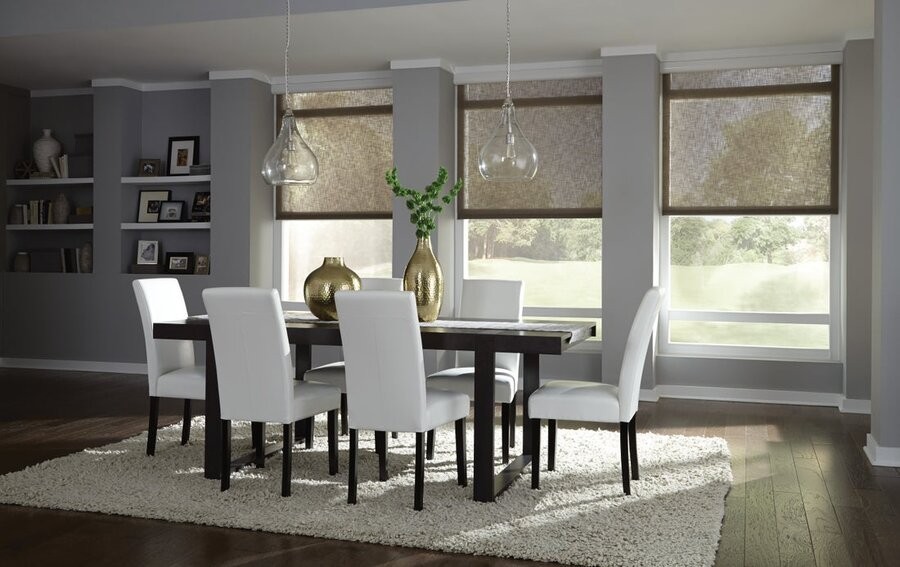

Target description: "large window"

left=458, top=79, right=602, bottom=338
left=661, top=66, right=839, bottom=358
left=277, top=89, right=393, bottom=304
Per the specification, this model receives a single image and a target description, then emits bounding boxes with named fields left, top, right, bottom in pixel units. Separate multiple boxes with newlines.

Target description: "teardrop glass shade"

left=261, top=110, right=319, bottom=185
left=478, top=98, right=538, bottom=182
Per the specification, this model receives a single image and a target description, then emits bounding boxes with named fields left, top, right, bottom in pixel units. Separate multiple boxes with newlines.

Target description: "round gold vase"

left=303, top=257, right=361, bottom=321
left=403, top=236, right=443, bottom=322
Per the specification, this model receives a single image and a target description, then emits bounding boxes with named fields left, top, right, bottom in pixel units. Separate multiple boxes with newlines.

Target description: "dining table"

left=154, top=311, right=595, bottom=503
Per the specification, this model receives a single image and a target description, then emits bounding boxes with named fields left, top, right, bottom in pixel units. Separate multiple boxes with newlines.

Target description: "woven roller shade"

left=458, top=78, right=602, bottom=219
left=663, top=65, right=839, bottom=215
left=276, top=89, right=394, bottom=220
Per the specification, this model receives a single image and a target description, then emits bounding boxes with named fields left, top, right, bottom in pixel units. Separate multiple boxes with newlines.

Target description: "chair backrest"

left=335, top=291, right=428, bottom=432
left=457, top=279, right=524, bottom=373
left=361, top=277, right=403, bottom=291
left=202, top=287, right=295, bottom=423
left=617, top=287, right=664, bottom=422
left=132, top=278, right=195, bottom=396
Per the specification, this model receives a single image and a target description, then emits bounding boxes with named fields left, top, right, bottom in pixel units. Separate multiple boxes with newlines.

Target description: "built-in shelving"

left=120, top=222, right=210, bottom=230
left=6, top=177, right=94, bottom=186
left=7, top=224, right=94, bottom=231
left=121, top=175, right=210, bottom=185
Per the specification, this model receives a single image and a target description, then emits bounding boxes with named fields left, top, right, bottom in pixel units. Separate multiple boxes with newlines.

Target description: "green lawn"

left=467, top=258, right=602, bottom=308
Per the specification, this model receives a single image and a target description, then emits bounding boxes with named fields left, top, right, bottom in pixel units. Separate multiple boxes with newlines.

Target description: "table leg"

left=473, top=347, right=496, bottom=502
left=294, top=344, right=312, bottom=444
left=521, top=353, right=540, bottom=456
left=204, top=340, right=223, bottom=480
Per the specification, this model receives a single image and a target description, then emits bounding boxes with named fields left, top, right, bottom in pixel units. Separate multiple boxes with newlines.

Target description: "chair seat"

left=427, top=367, right=517, bottom=403
left=305, top=361, right=346, bottom=392
left=529, top=380, right=620, bottom=423
left=288, top=381, right=342, bottom=424
left=156, top=365, right=206, bottom=400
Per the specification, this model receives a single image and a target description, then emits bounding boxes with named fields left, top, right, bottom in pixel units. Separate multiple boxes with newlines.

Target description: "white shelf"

left=7, top=224, right=93, bottom=231
left=121, top=222, right=210, bottom=230
left=7, top=177, right=94, bottom=186
left=121, top=175, right=210, bottom=185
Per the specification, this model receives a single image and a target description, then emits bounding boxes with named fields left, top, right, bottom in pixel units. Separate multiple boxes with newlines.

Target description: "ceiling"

left=0, top=0, right=873, bottom=91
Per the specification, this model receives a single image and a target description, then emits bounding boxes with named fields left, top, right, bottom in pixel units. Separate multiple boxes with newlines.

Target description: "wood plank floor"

left=1, top=368, right=899, bottom=566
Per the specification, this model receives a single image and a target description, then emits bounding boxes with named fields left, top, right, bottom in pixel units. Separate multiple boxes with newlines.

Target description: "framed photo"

left=136, top=240, right=160, bottom=265
left=165, top=252, right=195, bottom=274
left=158, top=200, right=185, bottom=222
left=137, top=158, right=161, bottom=177
left=137, top=190, right=171, bottom=223
left=191, top=191, right=211, bottom=221
left=166, top=136, right=200, bottom=175
left=194, top=254, right=210, bottom=275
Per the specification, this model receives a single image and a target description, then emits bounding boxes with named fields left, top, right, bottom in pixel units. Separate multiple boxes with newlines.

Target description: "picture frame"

left=191, top=191, right=211, bottom=221
left=137, top=190, right=171, bottom=223
left=137, top=158, right=161, bottom=177
left=157, top=200, right=186, bottom=222
left=194, top=254, right=210, bottom=275
left=136, top=240, right=160, bottom=265
left=166, top=136, right=200, bottom=176
left=165, top=252, right=195, bottom=274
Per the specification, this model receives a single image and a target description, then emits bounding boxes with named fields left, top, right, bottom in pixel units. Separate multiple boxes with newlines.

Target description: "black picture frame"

left=157, top=200, right=186, bottom=222
left=165, top=252, right=195, bottom=274
left=191, top=191, right=211, bottom=221
left=137, top=158, right=161, bottom=177
left=166, top=136, right=200, bottom=176
left=137, top=190, right=171, bottom=223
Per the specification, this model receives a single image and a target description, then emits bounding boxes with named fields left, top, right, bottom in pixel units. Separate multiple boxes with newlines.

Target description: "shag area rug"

left=0, top=420, right=731, bottom=567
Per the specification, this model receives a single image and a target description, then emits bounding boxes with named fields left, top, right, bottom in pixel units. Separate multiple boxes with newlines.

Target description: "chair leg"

left=531, top=418, right=541, bottom=489
left=327, top=410, right=338, bottom=476
left=509, top=397, right=516, bottom=448
left=414, top=431, right=425, bottom=511
left=501, top=403, right=510, bottom=464
left=146, top=396, right=159, bottom=456
left=548, top=419, right=557, bottom=471
left=391, top=432, right=398, bottom=439
left=375, top=431, right=388, bottom=481
left=455, top=418, right=467, bottom=487
left=282, top=424, right=293, bottom=497
left=340, top=394, right=348, bottom=436
left=629, top=416, right=639, bottom=481
left=426, top=429, right=435, bottom=461
left=221, top=420, right=231, bottom=492
left=620, top=422, right=631, bottom=495
left=304, top=416, right=314, bottom=449
left=252, top=422, right=265, bottom=468
left=181, top=399, right=192, bottom=445
left=348, top=429, right=358, bottom=504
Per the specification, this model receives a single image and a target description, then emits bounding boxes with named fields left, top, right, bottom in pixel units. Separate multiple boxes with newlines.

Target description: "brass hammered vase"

left=303, top=257, right=361, bottom=320
left=403, top=236, right=443, bottom=322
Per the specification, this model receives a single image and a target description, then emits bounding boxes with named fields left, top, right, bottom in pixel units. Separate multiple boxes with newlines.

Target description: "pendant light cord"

left=505, top=0, right=511, bottom=99
left=284, top=0, right=291, bottom=100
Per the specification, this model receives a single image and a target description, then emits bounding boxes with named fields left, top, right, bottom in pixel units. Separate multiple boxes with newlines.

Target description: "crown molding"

left=453, top=59, right=603, bottom=84
left=600, top=45, right=659, bottom=57
left=273, top=70, right=392, bottom=94
left=390, top=58, right=455, bottom=73
left=91, top=78, right=210, bottom=92
left=31, top=88, right=93, bottom=98
left=208, top=69, right=271, bottom=84
left=661, top=42, right=844, bottom=72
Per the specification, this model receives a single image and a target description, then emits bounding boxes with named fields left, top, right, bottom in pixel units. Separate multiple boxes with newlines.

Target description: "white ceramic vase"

left=33, top=129, right=61, bottom=174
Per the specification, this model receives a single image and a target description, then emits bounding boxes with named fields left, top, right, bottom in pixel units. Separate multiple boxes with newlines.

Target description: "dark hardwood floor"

left=1, top=368, right=898, bottom=566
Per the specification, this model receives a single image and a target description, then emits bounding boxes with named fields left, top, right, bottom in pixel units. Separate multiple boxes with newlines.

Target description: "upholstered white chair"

left=133, top=278, right=205, bottom=456
left=529, top=287, right=664, bottom=495
left=203, top=287, right=342, bottom=497
left=335, top=290, right=469, bottom=511
left=304, top=277, right=403, bottom=436
left=427, top=279, right=524, bottom=462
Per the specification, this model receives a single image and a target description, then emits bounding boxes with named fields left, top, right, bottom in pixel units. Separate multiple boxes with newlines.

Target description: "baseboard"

left=864, top=433, right=900, bottom=467
left=639, top=388, right=660, bottom=402
left=0, top=357, right=146, bottom=375
left=839, top=398, right=872, bottom=414
left=649, top=384, right=844, bottom=408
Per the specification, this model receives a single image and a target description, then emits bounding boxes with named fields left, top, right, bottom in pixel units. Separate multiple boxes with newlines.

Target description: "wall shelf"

left=7, top=224, right=93, bottom=231
left=121, top=175, right=210, bottom=185
left=7, top=177, right=94, bottom=186
left=121, top=222, right=210, bottom=230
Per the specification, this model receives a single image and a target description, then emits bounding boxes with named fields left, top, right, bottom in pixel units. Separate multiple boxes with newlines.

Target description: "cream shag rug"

left=0, top=420, right=731, bottom=567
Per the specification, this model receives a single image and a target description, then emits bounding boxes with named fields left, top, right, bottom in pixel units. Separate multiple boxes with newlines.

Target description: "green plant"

left=386, top=166, right=463, bottom=238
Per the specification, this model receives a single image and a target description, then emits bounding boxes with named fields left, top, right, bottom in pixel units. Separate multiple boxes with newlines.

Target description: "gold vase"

left=403, top=236, right=443, bottom=322
left=303, top=257, right=361, bottom=321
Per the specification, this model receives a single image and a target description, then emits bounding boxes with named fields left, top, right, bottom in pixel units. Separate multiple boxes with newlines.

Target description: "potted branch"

left=386, top=166, right=463, bottom=321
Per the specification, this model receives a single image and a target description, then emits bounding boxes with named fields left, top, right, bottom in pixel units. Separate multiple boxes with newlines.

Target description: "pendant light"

left=477, top=0, right=538, bottom=182
left=261, top=0, right=319, bottom=186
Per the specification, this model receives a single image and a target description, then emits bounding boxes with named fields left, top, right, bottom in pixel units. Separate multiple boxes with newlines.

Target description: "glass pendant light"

left=261, top=0, right=318, bottom=186
left=478, top=0, right=538, bottom=182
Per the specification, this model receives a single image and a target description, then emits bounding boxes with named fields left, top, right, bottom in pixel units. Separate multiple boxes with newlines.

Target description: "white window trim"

left=658, top=214, right=842, bottom=362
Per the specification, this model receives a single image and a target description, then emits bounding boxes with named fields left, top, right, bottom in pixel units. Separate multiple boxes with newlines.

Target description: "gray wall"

left=141, top=90, right=211, bottom=174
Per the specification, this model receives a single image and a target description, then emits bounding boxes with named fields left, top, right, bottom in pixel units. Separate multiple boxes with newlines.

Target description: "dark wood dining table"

left=154, top=314, right=595, bottom=503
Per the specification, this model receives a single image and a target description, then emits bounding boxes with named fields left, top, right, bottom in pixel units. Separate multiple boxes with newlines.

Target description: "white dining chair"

left=203, top=287, right=342, bottom=497
left=426, top=279, right=524, bottom=462
left=335, top=290, right=469, bottom=511
left=304, top=277, right=403, bottom=437
left=529, top=287, right=664, bottom=495
left=133, top=278, right=205, bottom=456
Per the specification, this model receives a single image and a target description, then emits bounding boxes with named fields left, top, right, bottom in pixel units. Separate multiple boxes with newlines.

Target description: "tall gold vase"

left=403, top=236, right=443, bottom=322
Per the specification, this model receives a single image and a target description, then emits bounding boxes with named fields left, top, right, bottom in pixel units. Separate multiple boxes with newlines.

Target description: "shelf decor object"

left=303, top=257, right=360, bottom=321
left=33, top=129, right=61, bottom=174
left=138, top=159, right=161, bottom=177
left=165, top=252, right=195, bottom=274
left=166, top=137, right=199, bottom=176
left=477, top=0, right=538, bottom=182
left=157, top=200, right=186, bottom=222
left=261, top=0, right=318, bottom=186
left=137, top=190, right=171, bottom=222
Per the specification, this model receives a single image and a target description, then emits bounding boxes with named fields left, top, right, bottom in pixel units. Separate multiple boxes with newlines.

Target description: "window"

left=276, top=89, right=393, bottom=304
left=661, top=66, right=839, bottom=358
left=458, top=79, right=602, bottom=339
